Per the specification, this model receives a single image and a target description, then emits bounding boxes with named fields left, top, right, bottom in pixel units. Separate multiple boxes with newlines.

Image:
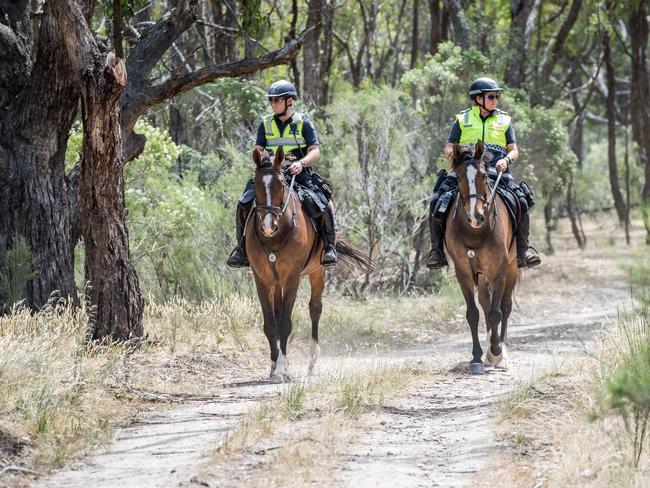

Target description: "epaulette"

left=495, top=108, right=509, bottom=115
left=459, top=108, right=471, bottom=114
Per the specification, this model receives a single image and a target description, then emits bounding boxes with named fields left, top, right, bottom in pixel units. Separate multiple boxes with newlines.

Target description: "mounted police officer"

left=226, top=79, right=338, bottom=268
left=426, top=77, right=541, bottom=269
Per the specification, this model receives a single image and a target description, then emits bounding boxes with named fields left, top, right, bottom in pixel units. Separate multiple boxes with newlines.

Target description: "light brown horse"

left=247, top=147, right=372, bottom=382
left=445, top=141, right=518, bottom=374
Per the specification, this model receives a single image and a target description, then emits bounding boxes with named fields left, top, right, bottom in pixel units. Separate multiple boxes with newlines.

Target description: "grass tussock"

left=496, top=301, right=650, bottom=487
left=0, top=304, right=125, bottom=470
left=210, top=362, right=428, bottom=487
left=218, top=362, right=424, bottom=458
left=0, top=293, right=264, bottom=476
left=604, top=306, right=650, bottom=468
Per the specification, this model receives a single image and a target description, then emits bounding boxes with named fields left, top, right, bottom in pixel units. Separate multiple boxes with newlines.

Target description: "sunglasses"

left=484, top=94, right=499, bottom=100
left=268, top=97, right=286, bottom=104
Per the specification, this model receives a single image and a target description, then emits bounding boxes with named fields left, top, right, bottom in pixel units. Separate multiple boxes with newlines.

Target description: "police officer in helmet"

left=426, top=77, right=541, bottom=269
left=226, top=80, right=338, bottom=268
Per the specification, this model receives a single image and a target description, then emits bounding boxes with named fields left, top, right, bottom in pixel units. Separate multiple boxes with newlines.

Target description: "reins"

left=485, top=170, right=503, bottom=209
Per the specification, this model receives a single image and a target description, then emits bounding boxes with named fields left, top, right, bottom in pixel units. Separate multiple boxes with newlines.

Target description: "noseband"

left=254, top=165, right=295, bottom=220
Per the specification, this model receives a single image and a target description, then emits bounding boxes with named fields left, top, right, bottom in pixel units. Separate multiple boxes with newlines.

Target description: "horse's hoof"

left=469, top=362, right=485, bottom=375
left=307, top=361, right=317, bottom=376
left=495, top=360, right=510, bottom=371
left=485, top=349, right=503, bottom=366
left=270, top=373, right=290, bottom=384
left=269, top=361, right=277, bottom=379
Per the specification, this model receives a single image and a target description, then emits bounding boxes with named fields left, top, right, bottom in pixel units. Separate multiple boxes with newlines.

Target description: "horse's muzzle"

left=467, top=212, right=485, bottom=228
left=262, top=222, right=279, bottom=237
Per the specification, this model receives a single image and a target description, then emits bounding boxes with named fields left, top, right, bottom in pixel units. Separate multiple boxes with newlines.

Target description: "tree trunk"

left=112, top=0, right=124, bottom=58
left=544, top=198, right=554, bottom=255
left=79, top=53, right=144, bottom=341
left=0, top=5, right=80, bottom=309
left=565, top=180, right=586, bottom=250
left=568, top=87, right=587, bottom=249
left=288, top=0, right=301, bottom=91
left=51, top=0, right=144, bottom=340
left=628, top=1, right=650, bottom=244
left=445, top=0, right=469, bottom=48
left=303, top=0, right=323, bottom=105
left=428, top=0, right=442, bottom=54
left=603, top=30, right=627, bottom=225
left=504, top=0, right=539, bottom=87
left=318, top=1, right=335, bottom=105
left=410, top=0, right=420, bottom=69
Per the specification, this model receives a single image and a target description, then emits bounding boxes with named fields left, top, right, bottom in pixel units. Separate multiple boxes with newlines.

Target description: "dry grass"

left=495, top=320, right=650, bottom=487
left=0, top=294, right=266, bottom=480
left=290, top=277, right=465, bottom=350
left=209, top=361, right=427, bottom=486
left=0, top=287, right=448, bottom=483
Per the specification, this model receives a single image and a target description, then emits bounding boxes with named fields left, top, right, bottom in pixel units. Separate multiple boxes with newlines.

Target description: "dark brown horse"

left=445, top=141, right=518, bottom=374
left=247, top=147, right=372, bottom=382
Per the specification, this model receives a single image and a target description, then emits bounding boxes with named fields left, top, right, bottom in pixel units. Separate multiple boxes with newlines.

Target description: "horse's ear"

left=474, top=140, right=484, bottom=161
left=253, top=149, right=262, bottom=167
left=273, top=146, right=284, bottom=168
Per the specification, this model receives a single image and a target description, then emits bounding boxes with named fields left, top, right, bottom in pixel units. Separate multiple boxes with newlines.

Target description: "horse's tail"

left=335, top=240, right=376, bottom=272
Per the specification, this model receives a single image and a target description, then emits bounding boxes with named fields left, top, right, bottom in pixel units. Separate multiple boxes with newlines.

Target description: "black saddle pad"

left=495, top=184, right=520, bottom=231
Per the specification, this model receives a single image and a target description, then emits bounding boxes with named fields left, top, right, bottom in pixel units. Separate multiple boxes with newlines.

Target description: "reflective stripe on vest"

left=262, top=113, right=306, bottom=151
left=457, top=106, right=510, bottom=153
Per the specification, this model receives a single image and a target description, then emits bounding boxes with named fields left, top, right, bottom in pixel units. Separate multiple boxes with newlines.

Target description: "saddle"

left=489, top=175, right=521, bottom=231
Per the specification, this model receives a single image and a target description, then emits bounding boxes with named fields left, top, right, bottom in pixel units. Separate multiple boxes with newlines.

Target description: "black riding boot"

left=425, top=193, right=448, bottom=269
left=226, top=206, right=249, bottom=268
left=321, top=206, right=337, bottom=267
left=426, top=215, right=448, bottom=269
left=516, top=213, right=541, bottom=269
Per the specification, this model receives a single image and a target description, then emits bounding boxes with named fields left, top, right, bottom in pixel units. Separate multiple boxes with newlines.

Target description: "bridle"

left=456, top=159, right=490, bottom=209
left=254, top=164, right=296, bottom=222
left=453, top=159, right=500, bottom=233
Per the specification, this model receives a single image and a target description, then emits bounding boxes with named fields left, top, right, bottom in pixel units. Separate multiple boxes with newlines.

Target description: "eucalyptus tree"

left=0, top=0, right=303, bottom=339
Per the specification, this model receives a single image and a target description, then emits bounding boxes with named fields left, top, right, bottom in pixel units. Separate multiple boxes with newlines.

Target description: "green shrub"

left=607, top=253, right=650, bottom=466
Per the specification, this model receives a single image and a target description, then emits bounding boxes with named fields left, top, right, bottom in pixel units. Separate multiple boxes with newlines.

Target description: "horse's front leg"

left=455, top=267, right=483, bottom=374
left=494, top=266, right=518, bottom=370
left=270, top=276, right=301, bottom=383
left=485, top=276, right=505, bottom=366
left=308, top=269, right=326, bottom=375
left=254, top=279, right=278, bottom=377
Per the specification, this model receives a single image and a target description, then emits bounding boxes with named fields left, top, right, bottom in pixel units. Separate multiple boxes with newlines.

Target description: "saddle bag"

left=434, top=189, right=456, bottom=219
left=433, top=169, right=448, bottom=192
left=310, top=171, right=333, bottom=201
left=298, top=187, right=327, bottom=218
left=520, top=181, right=535, bottom=209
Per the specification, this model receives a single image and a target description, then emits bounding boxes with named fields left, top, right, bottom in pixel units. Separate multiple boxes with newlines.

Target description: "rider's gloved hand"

left=496, top=158, right=508, bottom=173
left=288, top=161, right=303, bottom=175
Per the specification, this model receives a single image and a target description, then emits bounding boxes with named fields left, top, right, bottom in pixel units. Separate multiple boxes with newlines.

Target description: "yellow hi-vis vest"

left=457, top=105, right=511, bottom=154
left=262, top=112, right=307, bottom=154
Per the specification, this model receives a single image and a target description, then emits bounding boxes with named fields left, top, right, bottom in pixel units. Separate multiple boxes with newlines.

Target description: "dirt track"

left=37, top=219, right=634, bottom=488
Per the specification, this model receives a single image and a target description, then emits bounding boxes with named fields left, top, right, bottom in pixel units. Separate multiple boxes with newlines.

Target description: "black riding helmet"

left=468, top=77, right=501, bottom=98
left=267, top=80, right=298, bottom=99
left=469, top=77, right=501, bottom=113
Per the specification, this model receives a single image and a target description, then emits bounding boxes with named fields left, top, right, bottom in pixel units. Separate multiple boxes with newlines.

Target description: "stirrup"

left=321, top=246, right=337, bottom=267
left=226, top=247, right=248, bottom=268
left=426, top=249, right=447, bottom=269
left=518, top=246, right=541, bottom=269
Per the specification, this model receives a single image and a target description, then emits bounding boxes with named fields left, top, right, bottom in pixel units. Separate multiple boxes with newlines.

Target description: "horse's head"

left=253, top=147, right=287, bottom=238
left=451, top=141, right=488, bottom=228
